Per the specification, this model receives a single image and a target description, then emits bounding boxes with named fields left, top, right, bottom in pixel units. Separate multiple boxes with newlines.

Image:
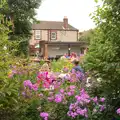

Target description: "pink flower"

left=75, top=95, right=81, bottom=101
left=67, top=92, right=72, bottom=96
left=60, top=89, right=64, bottom=93
left=75, top=89, right=90, bottom=104
left=40, top=112, right=49, bottom=120
left=117, top=108, right=120, bottom=115
left=92, top=97, right=98, bottom=103
left=32, top=84, right=38, bottom=91
left=23, top=80, right=32, bottom=89
left=54, top=94, right=62, bottom=103
left=69, top=85, right=76, bottom=90
left=48, top=96, right=54, bottom=102
left=100, top=105, right=105, bottom=111
left=100, top=98, right=105, bottom=102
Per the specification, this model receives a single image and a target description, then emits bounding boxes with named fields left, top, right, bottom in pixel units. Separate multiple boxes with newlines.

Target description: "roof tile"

left=32, top=21, right=78, bottom=31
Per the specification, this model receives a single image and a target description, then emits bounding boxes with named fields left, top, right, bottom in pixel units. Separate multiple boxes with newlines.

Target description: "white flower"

left=97, top=78, right=102, bottom=82
left=58, top=74, right=66, bottom=79
left=49, top=85, right=54, bottom=90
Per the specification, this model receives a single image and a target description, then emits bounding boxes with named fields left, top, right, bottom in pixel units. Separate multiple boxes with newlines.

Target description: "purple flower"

left=48, top=96, right=54, bottom=102
left=60, top=89, right=64, bottom=93
left=40, top=112, right=49, bottom=117
left=76, top=108, right=88, bottom=118
left=100, top=98, right=105, bottom=102
left=75, top=89, right=90, bottom=104
left=69, top=85, right=76, bottom=90
left=38, top=93, right=43, bottom=97
left=67, top=92, right=72, bottom=96
left=12, top=70, right=17, bottom=74
left=100, top=105, right=105, bottom=111
left=92, top=97, right=98, bottom=104
left=23, top=80, right=32, bottom=89
left=54, top=94, right=62, bottom=103
left=32, top=84, right=38, bottom=91
left=40, top=112, right=49, bottom=120
left=117, top=108, right=120, bottom=115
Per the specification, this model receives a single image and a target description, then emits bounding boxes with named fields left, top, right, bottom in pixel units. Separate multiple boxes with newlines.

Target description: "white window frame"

left=51, top=32, right=57, bottom=40
left=35, top=30, right=41, bottom=40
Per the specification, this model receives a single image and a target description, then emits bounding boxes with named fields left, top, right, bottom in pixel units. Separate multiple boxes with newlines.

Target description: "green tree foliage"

left=0, top=1, right=21, bottom=119
left=84, top=0, right=120, bottom=119
left=79, top=29, right=95, bottom=44
left=1, top=0, right=42, bottom=56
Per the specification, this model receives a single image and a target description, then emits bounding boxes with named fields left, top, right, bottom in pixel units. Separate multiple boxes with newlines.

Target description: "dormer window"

left=51, top=32, right=57, bottom=40
left=35, top=30, right=41, bottom=40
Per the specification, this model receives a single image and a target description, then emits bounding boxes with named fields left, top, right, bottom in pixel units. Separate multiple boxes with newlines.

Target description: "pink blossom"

left=40, top=112, right=49, bottom=120
left=100, top=105, right=105, bottom=111
left=23, top=80, right=32, bottom=89
left=48, top=96, right=54, bottom=102
left=100, top=97, right=105, bottom=102
left=92, top=97, right=98, bottom=103
left=69, top=85, right=76, bottom=90
left=60, top=89, right=64, bottom=93
left=67, top=92, right=72, bottom=96
left=54, top=94, right=62, bottom=103
left=32, top=84, right=38, bottom=91
left=117, top=108, right=120, bottom=115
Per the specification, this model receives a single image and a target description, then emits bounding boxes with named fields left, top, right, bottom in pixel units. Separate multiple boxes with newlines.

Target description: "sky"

left=36, top=0, right=99, bottom=31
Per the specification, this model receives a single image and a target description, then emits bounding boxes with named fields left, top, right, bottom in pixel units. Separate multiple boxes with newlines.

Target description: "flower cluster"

left=40, top=112, right=49, bottom=120
left=117, top=108, right=120, bottom=115
left=23, top=80, right=39, bottom=91
left=37, top=72, right=56, bottom=89
left=21, top=63, right=106, bottom=120
left=67, top=89, right=105, bottom=118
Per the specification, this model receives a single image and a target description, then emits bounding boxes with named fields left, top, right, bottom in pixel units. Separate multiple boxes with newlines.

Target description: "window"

left=35, top=30, right=41, bottom=39
left=51, top=32, right=57, bottom=40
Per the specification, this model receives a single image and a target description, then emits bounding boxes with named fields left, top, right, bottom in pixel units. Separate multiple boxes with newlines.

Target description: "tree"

left=0, top=1, right=21, bottom=119
left=84, top=0, right=120, bottom=119
left=79, top=29, right=95, bottom=44
left=1, top=0, right=42, bottom=56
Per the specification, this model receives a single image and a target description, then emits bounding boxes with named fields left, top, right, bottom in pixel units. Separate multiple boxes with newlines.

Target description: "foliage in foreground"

left=84, top=0, right=120, bottom=119
left=0, top=1, right=21, bottom=119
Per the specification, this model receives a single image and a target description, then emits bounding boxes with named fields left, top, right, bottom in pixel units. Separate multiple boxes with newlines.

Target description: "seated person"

left=71, top=60, right=84, bottom=73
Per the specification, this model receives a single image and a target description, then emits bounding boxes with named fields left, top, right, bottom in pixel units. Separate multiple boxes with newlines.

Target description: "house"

left=29, top=17, right=87, bottom=58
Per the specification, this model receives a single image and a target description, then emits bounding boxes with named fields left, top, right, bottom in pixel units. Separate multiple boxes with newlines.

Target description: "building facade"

left=29, top=17, right=87, bottom=57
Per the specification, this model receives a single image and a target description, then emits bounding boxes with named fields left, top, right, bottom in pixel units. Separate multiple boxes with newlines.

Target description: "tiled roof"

left=32, top=21, right=78, bottom=31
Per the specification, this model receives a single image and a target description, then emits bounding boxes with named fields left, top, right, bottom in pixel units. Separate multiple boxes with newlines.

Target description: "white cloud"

left=36, top=0, right=100, bottom=31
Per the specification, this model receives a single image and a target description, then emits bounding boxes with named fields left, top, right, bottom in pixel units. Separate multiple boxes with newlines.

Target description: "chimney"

left=63, top=16, right=68, bottom=29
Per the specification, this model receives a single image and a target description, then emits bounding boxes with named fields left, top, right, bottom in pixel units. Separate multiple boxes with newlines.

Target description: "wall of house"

left=57, top=31, right=78, bottom=42
left=41, top=30, right=48, bottom=41
left=29, top=30, right=78, bottom=47
left=48, top=45, right=81, bottom=57
left=29, top=30, right=48, bottom=45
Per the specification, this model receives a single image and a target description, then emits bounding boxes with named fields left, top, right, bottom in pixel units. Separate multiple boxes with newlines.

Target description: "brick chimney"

left=63, top=16, right=68, bottom=29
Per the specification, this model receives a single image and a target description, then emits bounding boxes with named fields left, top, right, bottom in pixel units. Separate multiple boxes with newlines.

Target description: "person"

left=71, top=60, right=84, bottom=73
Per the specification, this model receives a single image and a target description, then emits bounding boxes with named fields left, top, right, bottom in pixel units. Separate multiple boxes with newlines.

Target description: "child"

left=71, top=59, right=84, bottom=73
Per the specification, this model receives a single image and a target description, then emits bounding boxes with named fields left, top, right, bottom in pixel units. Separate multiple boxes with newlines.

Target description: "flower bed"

left=7, top=59, right=105, bottom=120
left=5, top=58, right=120, bottom=120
